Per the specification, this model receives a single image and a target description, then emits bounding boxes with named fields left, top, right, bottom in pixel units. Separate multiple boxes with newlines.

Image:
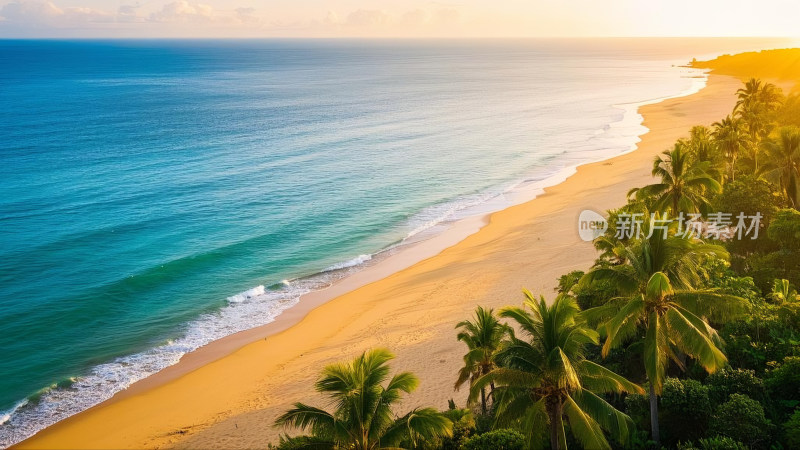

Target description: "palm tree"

left=628, top=143, right=721, bottom=216
left=713, top=115, right=751, bottom=181
left=472, top=292, right=643, bottom=450
left=685, top=125, right=721, bottom=169
left=735, top=78, right=765, bottom=112
left=582, top=232, right=745, bottom=445
left=735, top=79, right=783, bottom=172
left=770, top=279, right=800, bottom=303
left=761, top=126, right=800, bottom=208
left=275, top=348, right=452, bottom=449
left=735, top=79, right=783, bottom=117
left=455, top=306, right=509, bottom=414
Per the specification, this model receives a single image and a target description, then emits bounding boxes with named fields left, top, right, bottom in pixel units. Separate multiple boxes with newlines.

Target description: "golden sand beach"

left=15, top=72, right=745, bottom=450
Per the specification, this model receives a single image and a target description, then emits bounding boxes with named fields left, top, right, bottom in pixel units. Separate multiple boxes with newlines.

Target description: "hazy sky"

left=1, top=0, right=799, bottom=38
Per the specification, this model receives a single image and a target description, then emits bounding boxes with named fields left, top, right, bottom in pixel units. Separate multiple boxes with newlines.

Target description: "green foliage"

left=768, top=208, right=800, bottom=250
left=714, top=175, right=782, bottom=226
left=624, top=390, right=651, bottom=433
left=560, top=269, right=619, bottom=310
left=713, top=175, right=782, bottom=255
left=719, top=299, right=800, bottom=373
left=472, top=410, right=495, bottom=436
left=705, top=367, right=766, bottom=405
left=709, top=393, right=774, bottom=449
left=556, top=270, right=584, bottom=294
left=700, top=256, right=761, bottom=305
left=729, top=208, right=800, bottom=293
left=770, top=278, right=800, bottom=302
left=748, top=250, right=800, bottom=294
left=776, top=93, right=800, bottom=127
left=762, top=127, right=800, bottom=208
left=782, top=408, right=800, bottom=449
left=438, top=408, right=475, bottom=450
left=660, top=378, right=712, bottom=444
left=766, top=356, right=800, bottom=418
left=621, top=429, right=659, bottom=450
left=268, top=434, right=334, bottom=449
left=713, top=115, right=750, bottom=181
left=676, top=436, right=748, bottom=450
left=462, top=429, right=525, bottom=450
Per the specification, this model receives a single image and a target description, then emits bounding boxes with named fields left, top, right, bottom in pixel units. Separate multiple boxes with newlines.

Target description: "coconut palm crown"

left=275, top=348, right=452, bottom=450
left=455, top=306, right=509, bottom=414
left=471, top=291, right=643, bottom=450
left=628, top=142, right=721, bottom=216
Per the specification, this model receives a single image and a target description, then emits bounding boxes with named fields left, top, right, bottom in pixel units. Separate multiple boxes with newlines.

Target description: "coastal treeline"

left=270, top=73, right=800, bottom=449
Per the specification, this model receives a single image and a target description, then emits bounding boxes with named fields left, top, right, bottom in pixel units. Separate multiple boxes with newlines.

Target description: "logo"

left=578, top=209, right=608, bottom=242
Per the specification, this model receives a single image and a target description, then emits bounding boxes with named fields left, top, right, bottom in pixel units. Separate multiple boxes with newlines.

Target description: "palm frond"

left=563, top=394, right=612, bottom=450
left=571, top=389, right=635, bottom=444
left=578, top=360, right=644, bottom=394
left=663, top=307, right=727, bottom=373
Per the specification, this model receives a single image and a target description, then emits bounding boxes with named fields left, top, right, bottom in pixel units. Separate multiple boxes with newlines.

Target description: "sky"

left=0, top=0, right=799, bottom=38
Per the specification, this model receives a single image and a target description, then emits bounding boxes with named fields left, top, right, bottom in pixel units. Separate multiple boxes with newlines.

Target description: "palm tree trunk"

left=649, top=383, right=660, bottom=445
left=489, top=382, right=496, bottom=405
left=754, top=147, right=759, bottom=174
left=548, top=398, right=565, bottom=450
left=480, top=386, right=487, bottom=415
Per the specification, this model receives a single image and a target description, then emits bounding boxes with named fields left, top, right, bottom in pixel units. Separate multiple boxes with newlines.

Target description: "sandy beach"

left=15, top=73, right=743, bottom=450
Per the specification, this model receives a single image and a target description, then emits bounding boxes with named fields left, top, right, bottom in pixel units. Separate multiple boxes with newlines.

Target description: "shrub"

left=624, top=390, right=651, bottom=432
left=719, top=301, right=800, bottom=373
left=268, top=435, right=327, bottom=449
left=749, top=250, right=800, bottom=294
left=557, top=270, right=619, bottom=310
left=556, top=270, right=584, bottom=294
left=472, top=410, right=496, bottom=435
left=439, top=408, right=475, bottom=450
left=766, top=356, right=800, bottom=417
left=714, top=176, right=782, bottom=255
left=677, top=436, right=748, bottom=450
left=705, top=367, right=766, bottom=405
left=701, top=257, right=761, bottom=304
left=709, top=393, right=774, bottom=449
left=783, top=409, right=800, bottom=448
left=462, top=429, right=525, bottom=450
left=660, top=378, right=712, bottom=444
left=768, top=208, right=800, bottom=251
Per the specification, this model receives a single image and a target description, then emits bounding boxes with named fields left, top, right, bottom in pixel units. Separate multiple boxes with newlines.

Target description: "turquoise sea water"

left=0, top=38, right=793, bottom=446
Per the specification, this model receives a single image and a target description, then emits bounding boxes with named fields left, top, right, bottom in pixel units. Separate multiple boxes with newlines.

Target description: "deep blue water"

left=0, top=38, right=793, bottom=446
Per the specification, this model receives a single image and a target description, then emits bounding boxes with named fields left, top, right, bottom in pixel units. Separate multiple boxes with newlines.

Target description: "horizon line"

left=0, top=35, right=798, bottom=41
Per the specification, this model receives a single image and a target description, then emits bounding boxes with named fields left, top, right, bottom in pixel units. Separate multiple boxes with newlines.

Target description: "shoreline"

left=14, top=73, right=742, bottom=450
left=87, top=70, right=711, bottom=402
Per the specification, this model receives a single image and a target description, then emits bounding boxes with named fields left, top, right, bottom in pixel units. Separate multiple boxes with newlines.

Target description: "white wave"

left=0, top=282, right=310, bottom=448
left=403, top=191, right=498, bottom=241
left=324, top=254, right=372, bottom=271
left=226, top=285, right=266, bottom=303
left=0, top=400, right=27, bottom=427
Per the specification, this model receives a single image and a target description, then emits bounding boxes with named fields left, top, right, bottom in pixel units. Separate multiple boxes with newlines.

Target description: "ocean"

left=0, top=38, right=792, bottom=446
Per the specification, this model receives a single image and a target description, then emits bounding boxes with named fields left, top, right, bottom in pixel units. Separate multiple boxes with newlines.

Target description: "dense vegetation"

left=271, top=73, right=800, bottom=449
